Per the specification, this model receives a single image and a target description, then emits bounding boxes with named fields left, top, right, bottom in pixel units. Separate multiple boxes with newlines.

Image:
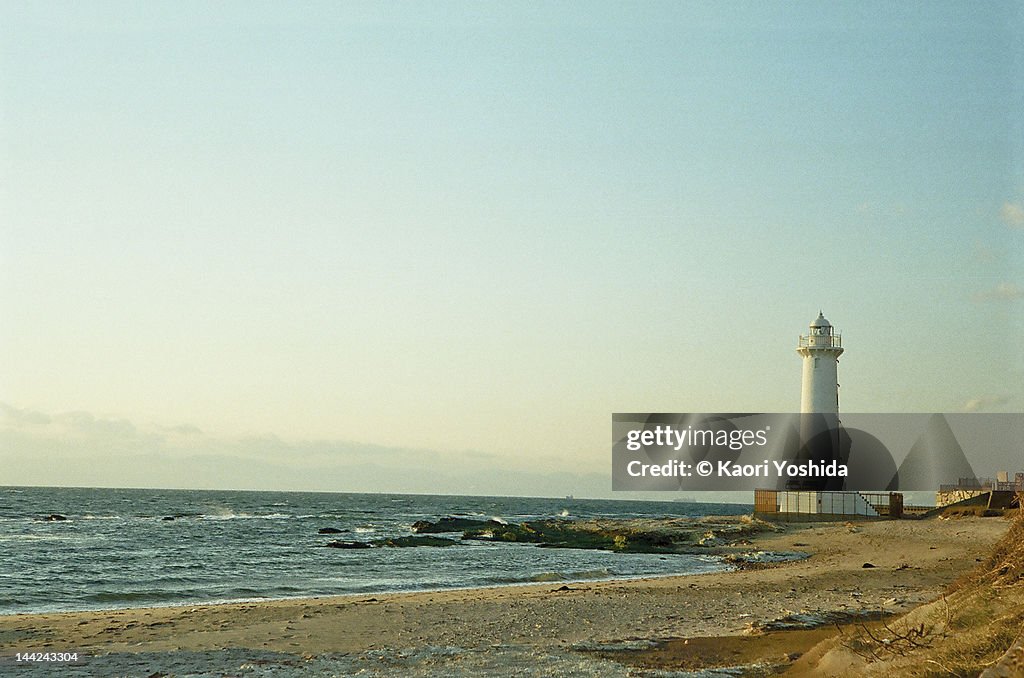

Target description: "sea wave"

left=0, top=534, right=74, bottom=542
left=528, top=568, right=614, bottom=583
left=2, top=488, right=751, bottom=615
left=200, top=511, right=254, bottom=520
left=199, top=512, right=296, bottom=520
left=86, top=590, right=192, bottom=604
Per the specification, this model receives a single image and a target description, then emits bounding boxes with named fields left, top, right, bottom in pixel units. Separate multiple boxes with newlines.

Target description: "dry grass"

left=793, top=508, right=1024, bottom=676
left=856, top=509, right=1024, bottom=676
left=948, top=508, right=1024, bottom=593
left=942, top=506, right=1009, bottom=518
left=913, top=592, right=1024, bottom=677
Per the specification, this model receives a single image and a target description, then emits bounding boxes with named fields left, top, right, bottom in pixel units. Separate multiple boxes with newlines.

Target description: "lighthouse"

left=797, top=311, right=843, bottom=414
left=792, top=311, right=846, bottom=491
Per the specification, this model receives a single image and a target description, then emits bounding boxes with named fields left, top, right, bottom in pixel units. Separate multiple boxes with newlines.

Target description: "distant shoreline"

left=2, top=484, right=758, bottom=504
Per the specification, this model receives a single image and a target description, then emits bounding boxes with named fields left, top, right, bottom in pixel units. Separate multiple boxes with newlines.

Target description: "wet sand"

left=0, top=516, right=1010, bottom=676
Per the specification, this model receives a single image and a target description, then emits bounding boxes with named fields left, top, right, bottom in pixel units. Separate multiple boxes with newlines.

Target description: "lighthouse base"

left=754, top=489, right=905, bottom=522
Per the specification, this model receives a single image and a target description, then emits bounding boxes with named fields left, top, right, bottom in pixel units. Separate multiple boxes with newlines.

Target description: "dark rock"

left=411, top=517, right=506, bottom=533
left=371, top=536, right=458, bottom=548
left=463, top=519, right=678, bottom=553
left=162, top=516, right=175, bottom=521
left=318, top=527, right=347, bottom=534
left=43, top=514, right=68, bottom=521
left=323, top=535, right=458, bottom=548
left=862, top=562, right=876, bottom=568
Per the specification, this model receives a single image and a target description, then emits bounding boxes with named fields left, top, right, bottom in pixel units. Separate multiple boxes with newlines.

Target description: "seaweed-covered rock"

left=318, top=527, right=347, bottom=534
left=411, top=517, right=506, bottom=533
left=462, top=519, right=679, bottom=553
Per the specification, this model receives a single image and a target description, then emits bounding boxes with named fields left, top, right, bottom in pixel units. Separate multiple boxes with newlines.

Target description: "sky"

left=1, top=2, right=1021, bottom=497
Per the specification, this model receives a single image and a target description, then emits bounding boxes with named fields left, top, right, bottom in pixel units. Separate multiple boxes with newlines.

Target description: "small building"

left=755, top=489, right=905, bottom=521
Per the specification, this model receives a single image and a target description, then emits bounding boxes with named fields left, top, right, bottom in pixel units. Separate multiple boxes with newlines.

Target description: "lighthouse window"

left=814, top=357, right=819, bottom=367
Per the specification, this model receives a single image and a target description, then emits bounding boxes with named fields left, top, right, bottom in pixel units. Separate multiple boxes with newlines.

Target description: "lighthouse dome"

left=810, top=312, right=831, bottom=328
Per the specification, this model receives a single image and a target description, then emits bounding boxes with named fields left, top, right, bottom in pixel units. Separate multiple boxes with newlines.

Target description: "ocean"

left=0, top=487, right=750, bottom=616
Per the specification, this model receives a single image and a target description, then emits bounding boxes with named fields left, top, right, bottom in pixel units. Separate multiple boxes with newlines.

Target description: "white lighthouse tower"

left=797, top=312, right=843, bottom=414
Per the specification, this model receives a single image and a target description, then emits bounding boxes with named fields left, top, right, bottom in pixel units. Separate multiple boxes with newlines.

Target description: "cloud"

left=960, top=395, right=1013, bottom=412
left=1000, top=202, right=1024, bottom=228
left=0, top=403, right=52, bottom=426
left=158, top=423, right=204, bottom=436
left=55, top=411, right=140, bottom=438
left=972, top=282, right=1023, bottom=302
left=0, top=404, right=581, bottom=495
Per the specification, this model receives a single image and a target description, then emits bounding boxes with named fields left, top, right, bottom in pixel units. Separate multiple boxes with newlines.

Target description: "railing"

left=798, top=334, right=842, bottom=349
left=940, top=482, right=990, bottom=493
left=860, top=492, right=894, bottom=510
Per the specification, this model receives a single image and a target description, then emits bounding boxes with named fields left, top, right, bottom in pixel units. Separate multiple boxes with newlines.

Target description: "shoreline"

left=0, top=564, right=731, bottom=619
left=0, top=511, right=762, bottom=619
left=1, top=515, right=1011, bottom=675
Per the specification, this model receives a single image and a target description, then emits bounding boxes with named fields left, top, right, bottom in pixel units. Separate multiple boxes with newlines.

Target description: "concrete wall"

left=936, top=489, right=988, bottom=507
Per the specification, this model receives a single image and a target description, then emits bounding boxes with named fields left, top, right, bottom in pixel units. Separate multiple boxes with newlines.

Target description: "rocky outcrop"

left=464, top=519, right=677, bottom=553
left=325, top=516, right=776, bottom=554
left=411, top=517, right=506, bottom=533
left=461, top=516, right=779, bottom=554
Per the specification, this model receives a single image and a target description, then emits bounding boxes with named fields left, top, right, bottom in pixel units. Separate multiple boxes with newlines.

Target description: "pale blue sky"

left=1, top=2, right=1021, bottom=495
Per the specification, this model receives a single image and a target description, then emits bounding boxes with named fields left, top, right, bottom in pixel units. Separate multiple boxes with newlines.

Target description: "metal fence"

left=940, top=478, right=1024, bottom=493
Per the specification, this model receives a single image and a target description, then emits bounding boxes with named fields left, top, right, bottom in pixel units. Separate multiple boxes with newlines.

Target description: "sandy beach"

left=0, top=515, right=1011, bottom=676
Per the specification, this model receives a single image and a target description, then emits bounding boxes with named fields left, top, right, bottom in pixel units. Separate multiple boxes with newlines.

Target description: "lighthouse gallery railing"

left=798, top=334, right=842, bottom=348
